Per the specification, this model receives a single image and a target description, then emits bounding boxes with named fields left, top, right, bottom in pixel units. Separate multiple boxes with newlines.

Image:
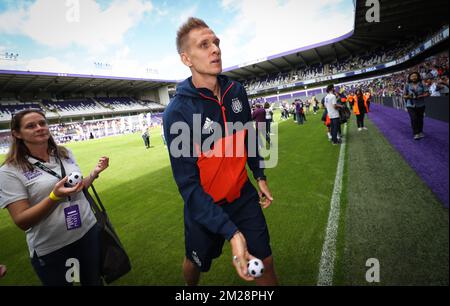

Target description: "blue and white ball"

left=67, top=172, right=83, bottom=186
left=247, top=258, right=264, bottom=278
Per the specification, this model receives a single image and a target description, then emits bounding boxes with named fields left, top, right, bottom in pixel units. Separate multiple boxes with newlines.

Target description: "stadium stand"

left=242, top=27, right=445, bottom=93
left=42, top=98, right=108, bottom=117
left=0, top=101, right=43, bottom=122
left=95, top=97, right=147, bottom=112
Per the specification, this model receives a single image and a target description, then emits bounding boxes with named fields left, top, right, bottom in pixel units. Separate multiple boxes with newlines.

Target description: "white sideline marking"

left=317, top=123, right=347, bottom=286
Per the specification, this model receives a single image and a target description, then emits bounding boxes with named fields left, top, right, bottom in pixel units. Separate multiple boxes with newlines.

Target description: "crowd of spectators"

left=243, top=26, right=447, bottom=93
left=344, top=52, right=449, bottom=97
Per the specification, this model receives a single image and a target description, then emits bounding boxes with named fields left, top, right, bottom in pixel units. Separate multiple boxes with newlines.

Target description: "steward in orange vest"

left=353, top=94, right=369, bottom=115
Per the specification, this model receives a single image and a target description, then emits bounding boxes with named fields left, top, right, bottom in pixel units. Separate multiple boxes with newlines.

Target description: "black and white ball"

left=247, top=258, right=264, bottom=278
left=67, top=172, right=83, bottom=186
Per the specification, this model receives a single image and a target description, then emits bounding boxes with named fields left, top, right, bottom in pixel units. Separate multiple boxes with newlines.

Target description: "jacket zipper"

left=198, top=82, right=234, bottom=136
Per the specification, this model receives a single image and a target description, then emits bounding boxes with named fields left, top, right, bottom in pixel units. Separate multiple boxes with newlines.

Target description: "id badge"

left=64, top=204, right=82, bottom=230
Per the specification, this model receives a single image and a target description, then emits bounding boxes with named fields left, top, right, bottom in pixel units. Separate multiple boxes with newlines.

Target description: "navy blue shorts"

left=184, top=180, right=272, bottom=272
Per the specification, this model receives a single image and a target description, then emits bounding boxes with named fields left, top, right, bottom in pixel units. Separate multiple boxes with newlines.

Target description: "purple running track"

left=368, top=103, right=449, bottom=208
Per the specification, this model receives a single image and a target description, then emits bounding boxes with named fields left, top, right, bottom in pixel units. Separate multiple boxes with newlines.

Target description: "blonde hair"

left=176, top=17, right=209, bottom=54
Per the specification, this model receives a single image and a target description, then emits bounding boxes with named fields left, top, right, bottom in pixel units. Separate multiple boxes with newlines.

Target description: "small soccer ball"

left=247, top=258, right=264, bottom=278
left=67, top=172, right=83, bottom=186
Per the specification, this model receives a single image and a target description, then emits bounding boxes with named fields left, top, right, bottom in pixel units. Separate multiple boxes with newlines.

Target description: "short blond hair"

left=176, top=17, right=209, bottom=54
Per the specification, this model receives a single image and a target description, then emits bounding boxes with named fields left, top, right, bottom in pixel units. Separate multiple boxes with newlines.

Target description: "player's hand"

left=53, top=176, right=84, bottom=198
left=230, top=231, right=255, bottom=282
left=257, top=180, right=273, bottom=209
left=0, top=265, right=7, bottom=278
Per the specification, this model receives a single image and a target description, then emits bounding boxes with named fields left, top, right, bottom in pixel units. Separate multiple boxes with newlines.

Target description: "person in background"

left=264, top=102, right=274, bottom=141
left=141, top=125, right=150, bottom=149
left=324, top=84, right=343, bottom=145
left=252, top=104, right=269, bottom=148
left=347, top=91, right=355, bottom=111
left=354, top=88, right=369, bottom=131
left=403, top=72, right=430, bottom=140
left=363, top=89, right=372, bottom=111
left=295, top=100, right=304, bottom=125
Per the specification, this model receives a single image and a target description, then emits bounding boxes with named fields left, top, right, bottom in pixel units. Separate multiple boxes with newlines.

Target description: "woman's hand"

left=53, top=176, right=84, bottom=199
left=92, top=156, right=109, bottom=177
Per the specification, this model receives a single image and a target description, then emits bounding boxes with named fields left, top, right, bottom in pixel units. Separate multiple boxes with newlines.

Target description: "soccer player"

left=163, top=17, right=278, bottom=286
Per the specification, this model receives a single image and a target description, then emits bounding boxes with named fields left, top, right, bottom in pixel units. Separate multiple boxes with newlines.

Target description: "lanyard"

left=32, top=157, right=66, bottom=179
left=32, top=156, right=72, bottom=202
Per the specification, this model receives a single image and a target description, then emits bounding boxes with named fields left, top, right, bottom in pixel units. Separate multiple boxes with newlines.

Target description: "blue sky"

left=0, top=0, right=355, bottom=80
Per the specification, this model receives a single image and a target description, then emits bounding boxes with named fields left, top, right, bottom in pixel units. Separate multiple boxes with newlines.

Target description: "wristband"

left=49, top=191, right=61, bottom=201
left=256, top=176, right=267, bottom=182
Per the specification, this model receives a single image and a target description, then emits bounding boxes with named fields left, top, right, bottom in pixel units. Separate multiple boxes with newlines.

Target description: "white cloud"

left=0, top=7, right=27, bottom=34
left=218, top=0, right=354, bottom=68
left=26, top=56, right=75, bottom=73
left=0, top=0, right=153, bottom=54
left=174, top=4, right=199, bottom=26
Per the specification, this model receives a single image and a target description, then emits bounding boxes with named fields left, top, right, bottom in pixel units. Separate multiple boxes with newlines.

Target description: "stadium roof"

left=0, top=69, right=177, bottom=96
left=222, top=0, right=450, bottom=80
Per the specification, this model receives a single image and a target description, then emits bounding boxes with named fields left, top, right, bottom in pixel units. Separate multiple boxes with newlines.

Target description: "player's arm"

left=230, top=230, right=256, bottom=281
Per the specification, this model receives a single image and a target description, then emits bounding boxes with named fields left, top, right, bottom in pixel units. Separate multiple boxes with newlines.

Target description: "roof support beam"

left=90, top=79, right=111, bottom=92
left=226, top=70, right=247, bottom=79
left=1, top=75, right=17, bottom=91
left=240, top=67, right=260, bottom=78
left=267, top=60, right=283, bottom=71
left=19, top=76, right=40, bottom=93
left=296, top=52, right=308, bottom=67
left=338, top=41, right=355, bottom=57
left=73, top=78, right=96, bottom=93
left=41, top=77, right=59, bottom=91
left=332, top=44, right=339, bottom=62
left=254, top=64, right=271, bottom=74
left=313, top=48, right=323, bottom=64
left=103, top=80, right=125, bottom=92
left=281, top=56, right=295, bottom=69
left=113, top=82, right=136, bottom=92
left=54, top=78, right=79, bottom=93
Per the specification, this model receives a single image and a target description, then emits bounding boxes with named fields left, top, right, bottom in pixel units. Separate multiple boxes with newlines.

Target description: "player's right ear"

left=180, top=52, right=192, bottom=68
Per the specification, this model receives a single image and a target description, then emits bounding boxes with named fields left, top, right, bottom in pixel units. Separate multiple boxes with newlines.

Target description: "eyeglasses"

left=10, top=109, right=46, bottom=126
